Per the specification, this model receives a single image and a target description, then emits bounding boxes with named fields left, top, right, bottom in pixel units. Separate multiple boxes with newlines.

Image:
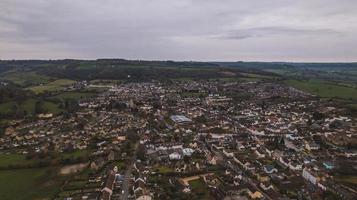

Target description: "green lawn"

left=0, top=167, right=62, bottom=200
left=285, top=79, right=357, bottom=101
left=115, top=160, right=126, bottom=170
left=189, top=179, right=213, bottom=200
left=28, top=79, right=76, bottom=94
left=157, top=166, right=173, bottom=173
left=61, top=149, right=91, bottom=160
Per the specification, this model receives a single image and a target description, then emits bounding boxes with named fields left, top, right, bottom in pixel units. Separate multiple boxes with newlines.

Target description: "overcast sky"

left=0, top=0, right=356, bottom=62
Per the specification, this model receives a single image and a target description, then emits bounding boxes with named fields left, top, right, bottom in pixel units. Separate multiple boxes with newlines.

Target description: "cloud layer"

left=0, top=0, right=356, bottom=61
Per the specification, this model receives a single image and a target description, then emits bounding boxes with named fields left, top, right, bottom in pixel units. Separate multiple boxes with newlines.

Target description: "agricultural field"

left=240, top=72, right=279, bottom=80
left=0, top=167, right=62, bottom=200
left=0, top=71, right=52, bottom=87
left=0, top=154, right=35, bottom=168
left=52, top=91, right=96, bottom=101
left=0, top=98, right=63, bottom=116
left=28, top=79, right=76, bottom=94
left=285, top=79, right=357, bottom=101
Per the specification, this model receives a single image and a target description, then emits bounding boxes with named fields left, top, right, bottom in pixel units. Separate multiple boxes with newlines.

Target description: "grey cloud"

left=0, top=0, right=356, bottom=61
left=217, top=26, right=341, bottom=40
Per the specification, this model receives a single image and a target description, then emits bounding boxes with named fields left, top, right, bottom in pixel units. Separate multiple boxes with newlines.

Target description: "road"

left=209, top=141, right=273, bottom=200
left=119, top=142, right=139, bottom=200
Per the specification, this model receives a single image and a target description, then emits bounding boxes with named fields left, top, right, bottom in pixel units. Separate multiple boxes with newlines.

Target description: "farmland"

left=284, top=79, right=357, bottom=101
left=0, top=167, right=62, bottom=200
left=28, top=79, right=76, bottom=94
left=0, top=71, right=52, bottom=87
left=52, top=91, right=96, bottom=100
left=0, top=98, right=63, bottom=116
left=0, top=154, right=35, bottom=168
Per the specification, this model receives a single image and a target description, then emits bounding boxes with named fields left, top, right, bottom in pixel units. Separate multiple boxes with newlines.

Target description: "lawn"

left=0, top=167, right=62, bottom=200
left=115, top=160, right=126, bottom=170
left=157, top=166, right=173, bottom=173
left=189, top=179, right=213, bottom=200
left=61, top=149, right=91, bottom=160
left=28, top=79, right=76, bottom=94
left=285, top=79, right=357, bottom=101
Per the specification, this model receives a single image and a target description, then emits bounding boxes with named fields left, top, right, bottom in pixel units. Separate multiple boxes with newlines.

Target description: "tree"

left=137, top=144, right=146, bottom=161
left=34, top=100, right=44, bottom=114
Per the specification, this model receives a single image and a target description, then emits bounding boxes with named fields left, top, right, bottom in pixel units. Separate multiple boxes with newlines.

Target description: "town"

left=1, top=79, right=356, bottom=200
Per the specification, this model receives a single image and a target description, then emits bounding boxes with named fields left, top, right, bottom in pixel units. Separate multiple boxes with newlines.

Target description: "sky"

left=0, top=0, right=356, bottom=62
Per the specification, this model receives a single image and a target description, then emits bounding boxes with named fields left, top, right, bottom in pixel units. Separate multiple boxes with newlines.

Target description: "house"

left=169, top=152, right=182, bottom=160
left=170, top=115, right=192, bottom=123
left=323, top=162, right=334, bottom=170
left=302, top=168, right=318, bottom=185
left=264, top=165, right=278, bottom=174
left=101, top=170, right=116, bottom=200
left=305, top=142, right=320, bottom=151
left=182, top=148, right=194, bottom=156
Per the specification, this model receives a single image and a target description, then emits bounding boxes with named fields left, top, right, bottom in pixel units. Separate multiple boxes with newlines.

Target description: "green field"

left=189, top=179, right=213, bottom=200
left=0, top=154, right=35, bottom=168
left=0, top=98, right=63, bottom=116
left=0, top=167, right=61, bottom=200
left=52, top=91, right=96, bottom=100
left=157, top=166, right=173, bottom=174
left=0, top=71, right=52, bottom=87
left=0, top=151, right=91, bottom=169
left=285, top=80, right=357, bottom=101
left=28, top=79, right=76, bottom=94
left=61, top=149, right=91, bottom=160
left=241, top=72, right=278, bottom=80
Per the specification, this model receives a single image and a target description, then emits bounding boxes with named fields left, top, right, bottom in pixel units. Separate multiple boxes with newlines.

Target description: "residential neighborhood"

left=1, top=79, right=356, bottom=200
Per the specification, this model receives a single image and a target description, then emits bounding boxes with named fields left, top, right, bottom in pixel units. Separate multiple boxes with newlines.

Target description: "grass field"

left=0, top=167, right=62, bottom=200
left=157, top=166, right=173, bottom=173
left=189, top=179, right=213, bottom=200
left=52, top=91, right=96, bottom=100
left=28, top=79, right=76, bottom=94
left=285, top=79, right=357, bottom=101
left=241, top=72, right=278, bottom=80
left=0, top=71, right=52, bottom=87
left=0, top=98, right=63, bottom=116
left=61, top=149, right=91, bottom=160
left=0, top=154, right=36, bottom=168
